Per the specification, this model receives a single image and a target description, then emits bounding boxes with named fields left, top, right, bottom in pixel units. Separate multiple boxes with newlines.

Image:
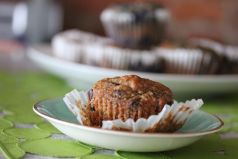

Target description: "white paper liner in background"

left=63, top=89, right=203, bottom=133
left=52, top=30, right=111, bottom=62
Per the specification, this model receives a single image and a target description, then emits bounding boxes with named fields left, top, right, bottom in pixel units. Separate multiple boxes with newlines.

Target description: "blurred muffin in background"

left=190, top=39, right=238, bottom=74
left=223, top=46, right=238, bottom=74
left=156, top=41, right=223, bottom=74
left=52, top=30, right=110, bottom=62
left=100, top=2, right=169, bottom=50
left=52, top=30, right=165, bottom=73
left=52, top=30, right=235, bottom=75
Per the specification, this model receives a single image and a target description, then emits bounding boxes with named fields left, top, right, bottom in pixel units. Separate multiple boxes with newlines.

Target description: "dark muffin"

left=100, top=2, right=169, bottom=49
left=189, top=39, right=238, bottom=74
left=157, top=40, right=224, bottom=74
left=79, top=75, right=173, bottom=127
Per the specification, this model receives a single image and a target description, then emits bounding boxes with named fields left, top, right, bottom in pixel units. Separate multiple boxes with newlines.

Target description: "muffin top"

left=101, top=2, right=168, bottom=24
left=91, top=75, right=173, bottom=112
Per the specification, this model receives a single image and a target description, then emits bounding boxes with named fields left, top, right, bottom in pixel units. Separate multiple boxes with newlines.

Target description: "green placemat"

left=0, top=71, right=238, bottom=159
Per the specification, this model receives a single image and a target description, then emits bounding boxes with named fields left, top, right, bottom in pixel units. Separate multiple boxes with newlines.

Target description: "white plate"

left=28, top=45, right=238, bottom=96
left=33, top=98, right=223, bottom=152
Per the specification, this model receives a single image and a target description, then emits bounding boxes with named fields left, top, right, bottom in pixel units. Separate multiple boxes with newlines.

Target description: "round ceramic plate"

left=28, top=45, right=238, bottom=96
left=33, top=98, right=223, bottom=152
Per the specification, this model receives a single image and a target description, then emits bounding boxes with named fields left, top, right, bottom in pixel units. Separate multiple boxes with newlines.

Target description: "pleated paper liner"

left=52, top=30, right=110, bottom=62
left=63, top=89, right=203, bottom=133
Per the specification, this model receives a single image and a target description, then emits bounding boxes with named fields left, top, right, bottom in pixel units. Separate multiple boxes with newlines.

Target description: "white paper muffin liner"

left=63, top=89, right=203, bottom=133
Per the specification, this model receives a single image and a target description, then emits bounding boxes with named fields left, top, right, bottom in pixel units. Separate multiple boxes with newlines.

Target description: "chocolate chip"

left=90, top=106, right=95, bottom=112
left=112, top=90, right=124, bottom=97
left=111, top=82, right=120, bottom=86
left=129, top=98, right=141, bottom=108
left=87, top=89, right=93, bottom=101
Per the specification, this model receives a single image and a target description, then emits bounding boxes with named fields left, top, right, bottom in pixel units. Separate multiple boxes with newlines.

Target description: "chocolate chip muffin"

left=79, top=75, right=173, bottom=127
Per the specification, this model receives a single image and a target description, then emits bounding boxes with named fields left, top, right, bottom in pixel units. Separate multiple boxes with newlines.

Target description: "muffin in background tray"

left=52, top=30, right=165, bottom=73
left=189, top=39, right=238, bottom=74
left=156, top=41, right=224, bottom=74
left=100, top=2, right=169, bottom=49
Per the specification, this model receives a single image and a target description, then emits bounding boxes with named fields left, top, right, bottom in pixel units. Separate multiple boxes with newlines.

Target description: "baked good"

left=52, top=30, right=110, bottom=62
left=64, top=75, right=204, bottom=133
left=223, top=46, right=238, bottom=74
left=79, top=75, right=173, bottom=127
left=52, top=30, right=165, bottom=73
left=53, top=30, right=232, bottom=74
left=156, top=41, right=223, bottom=74
left=189, top=39, right=238, bottom=74
left=85, top=44, right=165, bottom=73
left=100, top=2, right=169, bottom=49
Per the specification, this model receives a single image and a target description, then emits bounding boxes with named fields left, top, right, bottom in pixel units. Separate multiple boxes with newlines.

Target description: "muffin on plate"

left=100, top=2, right=169, bottom=49
left=64, top=75, right=203, bottom=133
left=82, top=75, right=173, bottom=126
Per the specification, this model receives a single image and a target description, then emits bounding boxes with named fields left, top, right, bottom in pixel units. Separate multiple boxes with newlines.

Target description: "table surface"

left=0, top=52, right=238, bottom=159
